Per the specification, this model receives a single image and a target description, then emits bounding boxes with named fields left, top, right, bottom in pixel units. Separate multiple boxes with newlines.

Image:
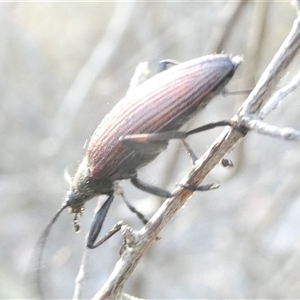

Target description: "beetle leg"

left=123, top=121, right=236, bottom=197
left=184, top=121, right=236, bottom=167
left=122, top=197, right=148, bottom=225
left=87, top=194, right=115, bottom=249
left=120, top=120, right=234, bottom=157
left=180, top=141, right=230, bottom=190
left=89, top=221, right=124, bottom=249
left=121, top=120, right=235, bottom=147
left=181, top=139, right=198, bottom=165
left=182, top=139, right=233, bottom=167
left=178, top=183, right=220, bottom=191
left=220, top=158, right=234, bottom=167
left=157, top=59, right=179, bottom=73
left=185, top=120, right=235, bottom=136
left=115, top=186, right=148, bottom=225
left=121, top=120, right=235, bottom=160
left=131, top=175, right=172, bottom=198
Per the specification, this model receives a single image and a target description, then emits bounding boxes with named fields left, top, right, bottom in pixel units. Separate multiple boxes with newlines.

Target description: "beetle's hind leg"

left=120, top=120, right=235, bottom=146
left=178, top=140, right=221, bottom=192
left=181, top=139, right=198, bottom=165
left=120, top=120, right=236, bottom=166
left=182, top=139, right=233, bottom=168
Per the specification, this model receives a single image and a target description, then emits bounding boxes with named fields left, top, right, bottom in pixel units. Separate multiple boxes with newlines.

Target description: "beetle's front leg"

left=88, top=221, right=124, bottom=249
left=87, top=194, right=115, bottom=249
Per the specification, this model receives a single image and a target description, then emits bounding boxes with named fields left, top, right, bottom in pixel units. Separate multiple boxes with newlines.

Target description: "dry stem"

left=91, top=10, right=300, bottom=300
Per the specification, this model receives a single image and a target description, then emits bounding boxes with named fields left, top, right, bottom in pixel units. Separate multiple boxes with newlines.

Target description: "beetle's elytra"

left=41, top=54, right=241, bottom=251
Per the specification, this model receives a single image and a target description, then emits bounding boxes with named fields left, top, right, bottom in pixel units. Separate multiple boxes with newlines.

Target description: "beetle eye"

left=66, top=191, right=77, bottom=207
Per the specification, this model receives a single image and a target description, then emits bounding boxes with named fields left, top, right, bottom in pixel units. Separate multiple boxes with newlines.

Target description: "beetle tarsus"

left=220, top=158, right=234, bottom=167
left=88, top=221, right=124, bottom=249
left=178, top=183, right=220, bottom=192
left=73, top=216, right=80, bottom=233
left=181, top=139, right=198, bottom=165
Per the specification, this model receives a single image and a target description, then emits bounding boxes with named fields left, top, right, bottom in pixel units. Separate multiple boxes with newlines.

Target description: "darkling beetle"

left=38, top=54, right=241, bottom=259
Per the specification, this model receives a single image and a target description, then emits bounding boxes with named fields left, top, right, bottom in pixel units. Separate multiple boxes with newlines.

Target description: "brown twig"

left=259, top=69, right=300, bottom=118
left=159, top=0, right=249, bottom=196
left=206, top=0, right=248, bottom=53
left=231, top=0, right=269, bottom=175
left=92, top=9, right=300, bottom=300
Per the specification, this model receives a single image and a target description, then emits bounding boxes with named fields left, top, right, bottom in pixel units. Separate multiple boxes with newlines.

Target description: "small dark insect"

left=37, top=54, right=241, bottom=271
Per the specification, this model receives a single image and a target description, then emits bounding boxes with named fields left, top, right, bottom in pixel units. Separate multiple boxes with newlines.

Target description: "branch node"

left=121, top=225, right=140, bottom=248
left=240, top=115, right=300, bottom=141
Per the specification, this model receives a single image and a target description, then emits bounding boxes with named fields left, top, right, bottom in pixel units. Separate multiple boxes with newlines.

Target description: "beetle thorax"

left=66, top=157, right=114, bottom=209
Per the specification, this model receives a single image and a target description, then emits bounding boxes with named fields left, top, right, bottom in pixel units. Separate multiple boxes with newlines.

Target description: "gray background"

left=1, top=1, right=300, bottom=299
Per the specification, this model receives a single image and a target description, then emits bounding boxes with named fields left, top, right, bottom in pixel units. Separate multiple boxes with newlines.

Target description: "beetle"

left=38, top=54, right=241, bottom=257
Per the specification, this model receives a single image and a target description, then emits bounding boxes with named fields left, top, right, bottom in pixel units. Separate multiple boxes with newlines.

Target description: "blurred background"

left=1, top=1, right=300, bottom=299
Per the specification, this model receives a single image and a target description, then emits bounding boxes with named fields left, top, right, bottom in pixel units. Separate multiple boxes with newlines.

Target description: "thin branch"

left=92, top=10, right=300, bottom=300
left=239, top=17, right=300, bottom=116
left=160, top=0, right=249, bottom=197
left=240, top=66, right=300, bottom=141
left=73, top=61, right=152, bottom=299
left=244, top=0, right=269, bottom=87
left=227, top=0, right=269, bottom=175
left=52, top=2, right=135, bottom=142
left=205, top=0, right=248, bottom=53
left=241, top=115, right=300, bottom=141
left=259, top=69, right=300, bottom=118
left=73, top=196, right=109, bottom=299
left=73, top=241, right=88, bottom=300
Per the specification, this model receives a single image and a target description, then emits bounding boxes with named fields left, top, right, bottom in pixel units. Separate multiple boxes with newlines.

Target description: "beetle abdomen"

left=87, top=54, right=241, bottom=179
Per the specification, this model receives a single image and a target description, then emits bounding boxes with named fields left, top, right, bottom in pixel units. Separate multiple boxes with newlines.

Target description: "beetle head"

left=36, top=158, right=114, bottom=297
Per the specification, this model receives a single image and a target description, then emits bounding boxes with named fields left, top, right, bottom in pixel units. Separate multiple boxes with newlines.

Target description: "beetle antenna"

left=35, top=202, right=69, bottom=299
